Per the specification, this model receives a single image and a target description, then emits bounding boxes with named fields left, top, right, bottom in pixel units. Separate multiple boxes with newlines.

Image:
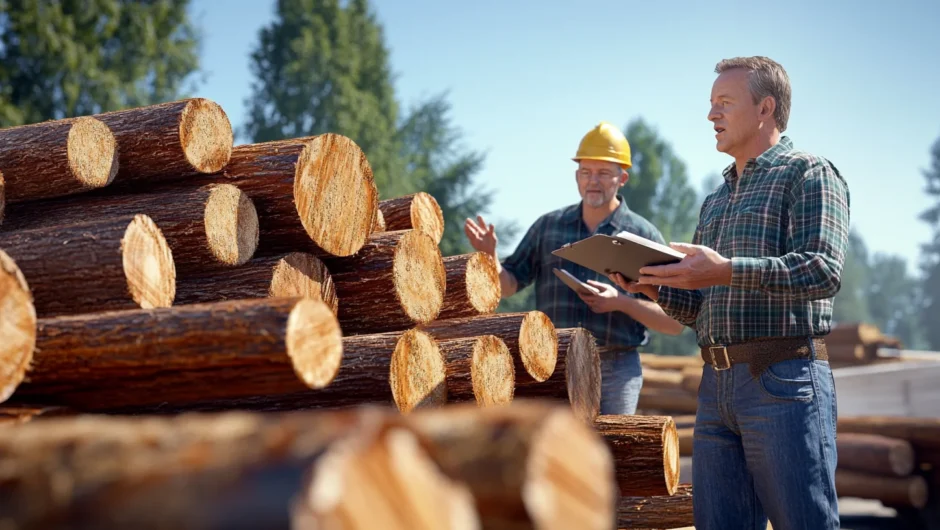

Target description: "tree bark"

left=512, top=327, right=601, bottom=424
left=0, top=170, right=5, bottom=224
left=837, top=416, right=940, bottom=450
left=439, top=336, right=515, bottom=407
left=837, top=433, right=916, bottom=477
left=0, top=408, right=389, bottom=530
left=174, top=252, right=338, bottom=315
left=437, top=252, right=501, bottom=320
left=324, top=230, right=445, bottom=334
left=594, top=415, right=681, bottom=497
left=2, top=183, right=259, bottom=275
left=0, top=116, right=118, bottom=202
left=0, top=249, right=36, bottom=404
left=0, top=214, right=176, bottom=317
left=835, top=469, right=928, bottom=509
left=405, top=401, right=617, bottom=530
left=9, top=298, right=342, bottom=411
left=617, top=483, right=694, bottom=530
left=191, top=134, right=378, bottom=259
left=292, top=419, right=480, bottom=530
left=94, top=98, right=233, bottom=186
left=418, top=311, right=558, bottom=384
left=379, top=192, right=444, bottom=244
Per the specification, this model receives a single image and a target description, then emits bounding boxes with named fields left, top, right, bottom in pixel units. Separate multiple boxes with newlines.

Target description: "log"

left=594, top=415, right=680, bottom=496
left=0, top=249, right=37, bottom=403
left=418, top=311, right=558, bottom=384
left=828, top=322, right=887, bottom=346
left=681, top=366, right=702, bottom=394
left=678, top=427, right=694, bottom=456
left=95, top=97, right=233, bottom=184
left=640, top=367, right=684, bottom=388
left=1, top=182, right=259, bottom=275
left=835, top=469, right=928, bottom=509
left=0, top=170, right=5, bottom=224
left=292, top=419, right=480, bottom=530
left=324, top=230, right=445, bottom=334
left=838, top=416, right=940, bottom=450
left=636, top=387, right=699, bottom=414
left=379, top=192, right=444, bottom=244
left=439, top=336, right=515, bottom=407
left=200, top=134, right=378, bottom=258
left=0, top=408, right=397, bottom=530
left=617, top=483, right=694, bottom=530
left=9, top=298, right=342, bottom=411
left=513, top=327, right=601, bottom=424
left=639, top=353, right=703, bottom=370
left=174, top=252, right=338, bottom=315
left=0, top=214, right=176, bottom=317
left=372, top=207, right=386, bottom=232
left=437, top=252, right=501, bottom=320
left=405, top=401, right=617, bottom=530
left=102, top=328, right=449, bottom=415
left=837, top=433, right=916, bottom=477
left=0, top=116, right=118, bottom=202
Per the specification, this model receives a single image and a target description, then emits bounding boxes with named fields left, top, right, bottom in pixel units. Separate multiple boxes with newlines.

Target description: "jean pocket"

left=758, top=358, right=815, bottom=402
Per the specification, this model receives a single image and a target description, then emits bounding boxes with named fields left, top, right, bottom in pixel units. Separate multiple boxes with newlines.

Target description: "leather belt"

left=700, top=336, right=828, bottom=377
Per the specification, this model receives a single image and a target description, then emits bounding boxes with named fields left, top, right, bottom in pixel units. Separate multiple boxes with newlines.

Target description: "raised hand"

left=464, top=215, right=498, bottom=257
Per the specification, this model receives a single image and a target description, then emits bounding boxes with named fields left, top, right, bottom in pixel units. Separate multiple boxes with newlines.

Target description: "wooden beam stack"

left=0, top=98, right=693, bottom=529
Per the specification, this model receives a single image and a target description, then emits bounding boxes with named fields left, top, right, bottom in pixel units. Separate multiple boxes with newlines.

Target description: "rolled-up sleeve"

left=500, top=217, right=543, bottom=291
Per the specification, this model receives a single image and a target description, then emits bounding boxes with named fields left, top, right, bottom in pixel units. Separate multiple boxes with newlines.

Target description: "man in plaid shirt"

left=612, top=57, right=849, bottom=529
left=464, top=122, right=684, bottom=415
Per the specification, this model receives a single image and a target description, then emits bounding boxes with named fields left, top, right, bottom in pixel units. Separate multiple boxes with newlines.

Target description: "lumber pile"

left=833, top=416, right=940, bottom=515
left=0, top=98, right=695, bottom=528
left=826, top=322, right=905, bottom=367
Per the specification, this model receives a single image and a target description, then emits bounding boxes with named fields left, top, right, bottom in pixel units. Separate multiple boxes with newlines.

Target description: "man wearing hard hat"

left=464, top=122, right=683, bottom=415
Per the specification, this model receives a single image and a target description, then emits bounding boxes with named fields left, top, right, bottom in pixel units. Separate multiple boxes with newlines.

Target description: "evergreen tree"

left=0, top=0, right=201, bottom=127
left=918, top=133, right=940, bottom=350
left=242, top=0, right=409, bottom=196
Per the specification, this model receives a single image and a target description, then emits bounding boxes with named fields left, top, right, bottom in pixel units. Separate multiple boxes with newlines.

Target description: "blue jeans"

left=692, top=347, right=839, bottom=530
left=599, top=348, right=643, bottom=414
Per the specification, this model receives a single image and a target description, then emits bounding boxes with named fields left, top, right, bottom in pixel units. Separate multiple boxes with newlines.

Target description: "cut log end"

left=298, top=425, right=479, bottom=530
left=390, top=330, right=447, bottom=414
left=121, top=215, right=176, bottom=310
left=564, top=329, right=602, bottom=424
left=299, top=133, right=378, bottom=257
left=409, top=192, right=445, bottom=244
left=67, top=116, right=119, bottom=189
left=0, top=250, right=37, bottom=403
left=270, top=253, right=339, bottom=315
left=394, top=231, right=446, bottom=324
left=465, top=253, right=500, bottom=314
left=520, top=311, right=558, bottom=382
left=286, top=299, right=344, bottom=389
left=203, top=184, right=259, bottom=266
left=527, top=408, right=617, bottom=530
left=372, top=208, right=386, bottom=233
left=471, top=336, right=515, bottom=406
left=179, top=98, right=234, bottom=173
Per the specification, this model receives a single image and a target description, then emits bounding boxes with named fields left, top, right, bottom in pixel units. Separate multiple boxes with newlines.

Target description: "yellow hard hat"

left=573, top=121, right=631, bottom=168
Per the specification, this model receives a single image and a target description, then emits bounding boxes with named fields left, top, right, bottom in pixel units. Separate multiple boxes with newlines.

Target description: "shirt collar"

left=563, top=194, right=633, bottom=230
left=722, top=136, right=794, bottom=181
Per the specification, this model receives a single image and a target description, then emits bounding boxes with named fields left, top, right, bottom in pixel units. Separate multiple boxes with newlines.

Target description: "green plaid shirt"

left=657, top=136, right=851, bottom=347
left=502, top=195, right=666, bottom=350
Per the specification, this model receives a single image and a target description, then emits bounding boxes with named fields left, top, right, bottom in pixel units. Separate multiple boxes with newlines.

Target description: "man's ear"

left=760, top=96, right=776, bottom=122
left=620, top=169, right=629, bottom=187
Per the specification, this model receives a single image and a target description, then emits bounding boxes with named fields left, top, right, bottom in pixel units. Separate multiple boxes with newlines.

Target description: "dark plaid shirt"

left=657, top=137, right=851, bottom=347
left=502, top=195, right=666, bottom=350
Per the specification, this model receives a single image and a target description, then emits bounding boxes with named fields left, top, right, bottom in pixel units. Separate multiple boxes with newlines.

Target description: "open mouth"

left=715, top=126, right=726, bottom=135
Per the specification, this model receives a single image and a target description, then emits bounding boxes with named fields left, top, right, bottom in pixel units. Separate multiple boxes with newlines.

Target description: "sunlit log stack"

left=0, top=97, right=701, bottom=530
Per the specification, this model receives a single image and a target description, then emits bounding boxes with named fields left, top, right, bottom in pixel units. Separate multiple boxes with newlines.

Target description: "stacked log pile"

left=0, top=98, right=694, bottom=529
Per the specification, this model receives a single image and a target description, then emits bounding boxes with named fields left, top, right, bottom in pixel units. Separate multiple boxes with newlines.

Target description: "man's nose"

left=708, top=106, right=720, bottom=122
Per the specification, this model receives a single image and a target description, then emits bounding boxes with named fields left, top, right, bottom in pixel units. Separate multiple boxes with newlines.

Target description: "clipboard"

left=551, top=231, right=686, bottom=282
left=552, top=268, right=600, bottom=296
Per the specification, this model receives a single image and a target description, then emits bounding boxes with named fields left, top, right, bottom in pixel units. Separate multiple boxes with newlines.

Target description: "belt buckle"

left=708, top=346, right=731, bottom=371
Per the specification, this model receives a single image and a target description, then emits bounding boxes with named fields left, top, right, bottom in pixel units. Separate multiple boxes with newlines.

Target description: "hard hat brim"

left=572, top=155, right=631, bottom=169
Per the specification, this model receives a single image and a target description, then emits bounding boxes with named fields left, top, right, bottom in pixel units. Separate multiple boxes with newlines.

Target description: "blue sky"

left=190, top=0, right=940, bottom=275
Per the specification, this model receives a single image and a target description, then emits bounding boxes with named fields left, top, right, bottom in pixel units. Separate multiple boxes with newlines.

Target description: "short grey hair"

left=715, top=56, right=791, bottom=131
